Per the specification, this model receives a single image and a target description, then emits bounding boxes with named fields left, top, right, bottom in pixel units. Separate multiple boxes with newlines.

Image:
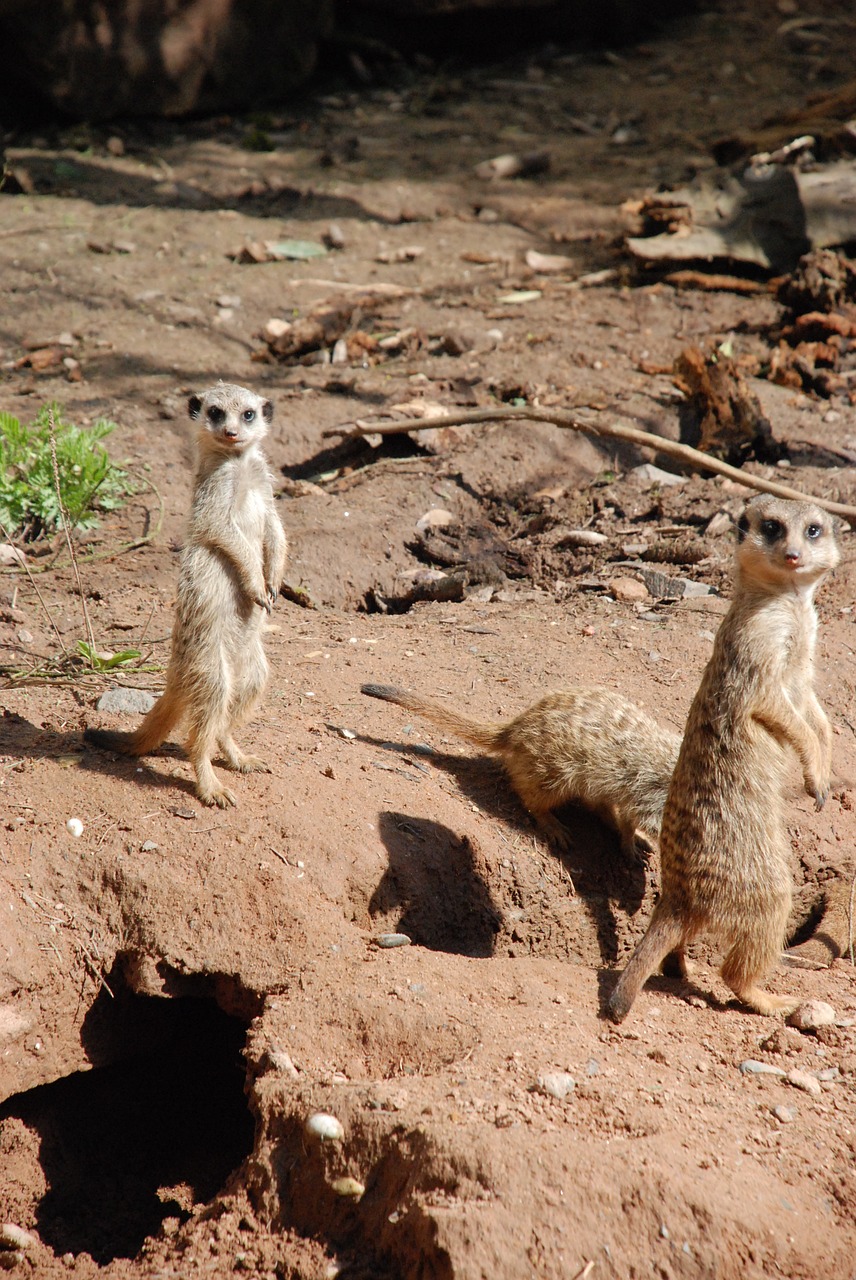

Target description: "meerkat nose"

left=785, top=550, right=801, bottom=564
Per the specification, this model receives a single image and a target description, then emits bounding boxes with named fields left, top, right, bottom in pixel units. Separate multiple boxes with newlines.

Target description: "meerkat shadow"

left=371, top=811, right=503, bottom=957
left=356, top=731, right=650, bottom=911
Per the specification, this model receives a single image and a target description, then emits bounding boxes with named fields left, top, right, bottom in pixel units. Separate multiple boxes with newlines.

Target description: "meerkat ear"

left=261, top=399, right=274, bottom=424
left=736, top=512, right=750, bottom=542
left=188, top=395, right=203, bottom=420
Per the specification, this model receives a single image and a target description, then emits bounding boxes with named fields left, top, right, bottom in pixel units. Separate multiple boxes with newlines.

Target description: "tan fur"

left=361, top=683, right=681, bottom=857
left=85, top=382, right=287, bottom=807
left=608, top=495, right=840, bottom=1022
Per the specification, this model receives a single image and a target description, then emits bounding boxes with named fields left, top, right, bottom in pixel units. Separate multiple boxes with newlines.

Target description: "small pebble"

left=331, top=1177, right=365, bottom=1200
left=140, top=841, right=158, bottom=852
left=304, top=1113, right=344, bottom=1142
left=66, top=818, right=84, bottom=838
left=374, top=933, right=412, bottom=949
left=738, top=1059, right=785, bottom=1077
left=0, top=1225, right=36, bottom=1251
left=772, top=1105, right=796, bottom=1123
left=786, top=1000, right=836, bottom=1032
left=785, top=1069, right=822, bottom=1098
left=534, top=1071, right=576, bottom=1100
left=266, top=1048, right=299, bottom=1078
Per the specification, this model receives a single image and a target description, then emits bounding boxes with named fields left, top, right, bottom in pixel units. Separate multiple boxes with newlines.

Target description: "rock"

left=0, top=0, right=334, bottom=119
left=304, top=1112, right=344, bottom=1141
left=263, top=319, right=293, bottom=344
left=0, top=1223, right=37, bottom=1251
left=266, top=1048, right=299, bottom=1078
left=95, top=687, right=157, bottom=715
left=786, top=1000, right=836, bottom=1032
left=534, top=1071, right=576, bottom=1100
left=772, top=1104, right=796, bottom=1123
left=561, top=530, right=608, bottom=547
left=331, top=1177, right=364, bottom=1200
left=629, top=463, right=687, bottom=487
left=785, top=1069, right=822, bottom=1098
left=373, top=933, right=412, bottom=948
left=415, top=509, right=455, bottom=536
left=607, top=576, right=649, bottom=603
left=634, top=567, right=713, bottom=600
left=738, top=1059, right=786, bottom=1077
left=0, top=1008, right=31, bottom=1042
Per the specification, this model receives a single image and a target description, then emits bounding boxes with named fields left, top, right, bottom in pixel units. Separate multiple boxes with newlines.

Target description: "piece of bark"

left=673, top=347, right=782, bottom=464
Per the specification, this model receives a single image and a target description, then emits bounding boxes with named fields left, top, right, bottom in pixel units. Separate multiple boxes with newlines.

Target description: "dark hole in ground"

left=0, top=993, right=254, bottom=1265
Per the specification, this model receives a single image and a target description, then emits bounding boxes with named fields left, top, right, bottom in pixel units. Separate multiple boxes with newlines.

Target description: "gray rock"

left=534, top=1071, right=576, bottom=1100
left=374, top=933, right=412, bottom=949
left=786, top=1000, right=836, bottom=1032
left=96, top=688, right=157, bottom=715
left=738, top=1059, right=786, bottom=1077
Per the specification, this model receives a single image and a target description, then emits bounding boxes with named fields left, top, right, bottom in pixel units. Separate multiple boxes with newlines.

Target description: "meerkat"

left=85, top=382, right=287, bottom=808
left=361, top=683, right=681, bottom=857
left=608, top=495, right=840, bottom=1023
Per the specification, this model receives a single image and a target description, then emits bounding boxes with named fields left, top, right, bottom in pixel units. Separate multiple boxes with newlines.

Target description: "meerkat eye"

left=242, top=409, right=256, bottom=423
left=208, top=406, right=225, bottom=426
left=805, top=523, right=822, bottom=539
left=760, top=518, right=784, bottom=542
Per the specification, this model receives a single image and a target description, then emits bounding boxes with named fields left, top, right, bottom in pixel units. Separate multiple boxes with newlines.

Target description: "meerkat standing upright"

left=608, top=495, right=840, bottom=1022
left=85, top=382, right=287, bottom=807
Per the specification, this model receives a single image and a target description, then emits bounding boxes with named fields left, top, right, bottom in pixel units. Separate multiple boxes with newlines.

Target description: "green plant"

left=76, top=641, right=142, bottom=671
left=0, top=404, right=129, bottom=539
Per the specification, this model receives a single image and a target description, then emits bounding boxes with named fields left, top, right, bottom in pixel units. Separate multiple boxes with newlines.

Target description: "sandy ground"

left=1, top=2, right=855, bottom=1276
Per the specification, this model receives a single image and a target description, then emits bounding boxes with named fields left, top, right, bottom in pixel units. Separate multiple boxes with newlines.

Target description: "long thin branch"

left=324, top=406, right=856, bottom=523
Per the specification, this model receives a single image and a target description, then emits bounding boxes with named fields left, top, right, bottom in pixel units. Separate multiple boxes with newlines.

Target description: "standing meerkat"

left=608, top=495, right=840, bottom=1022
left=361, top=683, right=681, bottom=858
left=85, top=382, right=287, bottom=808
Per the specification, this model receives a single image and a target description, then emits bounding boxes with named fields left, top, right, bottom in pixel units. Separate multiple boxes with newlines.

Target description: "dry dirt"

left=1, top=3, right=856, bottom=1278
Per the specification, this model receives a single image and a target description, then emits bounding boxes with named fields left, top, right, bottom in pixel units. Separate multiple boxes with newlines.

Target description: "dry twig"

left=325, top=406, right=856, bottom=523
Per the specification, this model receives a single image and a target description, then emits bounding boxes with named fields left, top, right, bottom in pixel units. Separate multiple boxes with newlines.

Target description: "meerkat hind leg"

left=186, top=720, right=237, bottom=808
left=720, top=938, right=797, bottom=1017
left=219, top=733, right=271, bottom=774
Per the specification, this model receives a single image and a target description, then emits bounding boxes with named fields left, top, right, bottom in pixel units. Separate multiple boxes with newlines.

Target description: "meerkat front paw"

left=200, top=784, right=237, bottom=808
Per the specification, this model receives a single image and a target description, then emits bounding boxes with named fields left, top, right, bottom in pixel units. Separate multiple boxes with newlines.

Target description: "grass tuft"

left=0, top=403, right=129, bottom=540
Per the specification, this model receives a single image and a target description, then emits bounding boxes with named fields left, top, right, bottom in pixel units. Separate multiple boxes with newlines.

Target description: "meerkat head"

left=735, top=494, right=840, bottom=593
left=188, top=382, right=273, bottom=452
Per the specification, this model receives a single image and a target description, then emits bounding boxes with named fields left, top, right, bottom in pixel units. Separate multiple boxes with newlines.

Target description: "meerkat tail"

left=84, top=691, right=181, bottom=758
left=607, top=904, right=686, bottom=1023
left=360, top=683, right=504, bottom=751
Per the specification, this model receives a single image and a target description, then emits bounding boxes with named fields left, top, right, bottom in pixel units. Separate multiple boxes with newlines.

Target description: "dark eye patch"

left=208, top=405, right=225, bottom=426
left=736, top=513, right=750, bottom=542
left=760, top=518, right=784, bottom=542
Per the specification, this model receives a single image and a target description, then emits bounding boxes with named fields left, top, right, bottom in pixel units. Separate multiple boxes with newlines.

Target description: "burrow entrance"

left=0, top=979, right=256, bottom=1265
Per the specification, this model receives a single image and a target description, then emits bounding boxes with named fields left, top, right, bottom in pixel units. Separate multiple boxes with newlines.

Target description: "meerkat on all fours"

left=608, top=494, right=840, bottom=1023
left=85, top=382, right=287, bottom=808
left=361, top=683, right=682, bottom=858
